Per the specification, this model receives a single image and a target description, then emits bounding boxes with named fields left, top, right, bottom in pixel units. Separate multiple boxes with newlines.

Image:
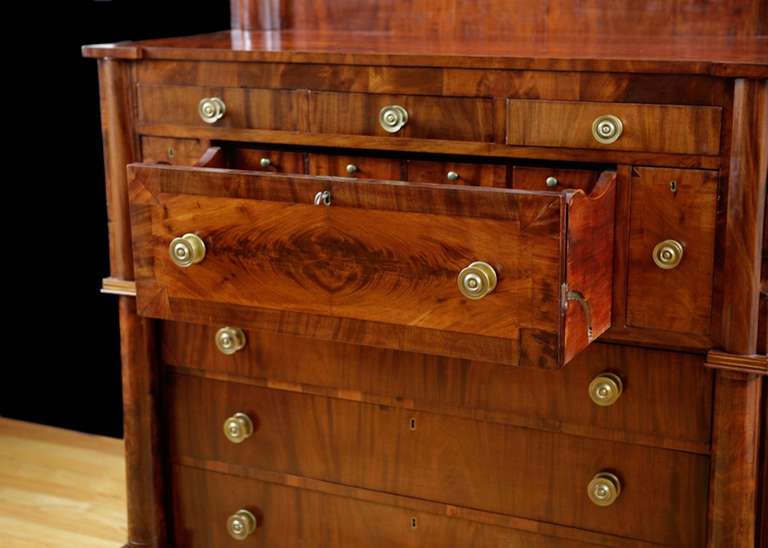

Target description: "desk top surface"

left=83, top=30, right=768, bottom=78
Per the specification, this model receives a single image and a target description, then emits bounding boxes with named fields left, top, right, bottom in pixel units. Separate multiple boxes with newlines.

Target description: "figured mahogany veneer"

left=128, top=162, right=615, bottom=368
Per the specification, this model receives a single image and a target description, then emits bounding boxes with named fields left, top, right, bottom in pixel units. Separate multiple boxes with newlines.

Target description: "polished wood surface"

left=0, top=419, right=126, bottom=547
left=128, top=162, right=615, bottom=367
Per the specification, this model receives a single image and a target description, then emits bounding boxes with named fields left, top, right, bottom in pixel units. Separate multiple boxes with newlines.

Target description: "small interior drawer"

left=406, top=159, right=508, bottom=187
left=507, top=99, right=721, bottom=155
left=137, top=84, right=302, bottom=130
left=140, top=137, right=210, bottom=165
left=309, top=91, right=495, bottom=142
left=229, top=147, right=305, bottom=174
left=127, top=148, right=616, bottom=368
left=512, top=166, right=600, bottom=192
left=308, top=152, right=402, bottom=180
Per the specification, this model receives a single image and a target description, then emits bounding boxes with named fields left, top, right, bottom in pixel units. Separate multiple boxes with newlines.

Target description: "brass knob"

left=588, top=472, right=622, bottom=507
left=446, top=171, right=460, bottom=181
left=592, top=115, right=623, bottom=144
left=458, top=261, right=498, bottom=300
left=652, top=239, right=684, bottom=270
left=545, top=176, right=559, bottom=188
left=227, top=509, right=258, bottom=540
left=215, top=327, right=246, bottom=355
left=588, top=373, right=623, bottom=406
left=379, top=105, right=409, bottom=133
left=346, top=163, right=359, bottom=174
left=198, top=96, right=226, bottom=124
left=169, top=233, right=206, bottom=268
left=259, top=157, right=271, bottom=168
left=223, top=413, right=254, bottom=444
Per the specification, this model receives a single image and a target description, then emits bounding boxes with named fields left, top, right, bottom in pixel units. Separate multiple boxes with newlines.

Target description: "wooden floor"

left=0, top=418, right=126, bottom=547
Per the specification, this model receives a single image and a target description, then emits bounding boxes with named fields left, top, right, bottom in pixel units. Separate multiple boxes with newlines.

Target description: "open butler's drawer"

left=127, top=147, right=616, bottom=368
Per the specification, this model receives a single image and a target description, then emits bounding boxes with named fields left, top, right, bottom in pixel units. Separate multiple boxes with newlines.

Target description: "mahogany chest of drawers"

left=85, top=2, right=768, bottom=546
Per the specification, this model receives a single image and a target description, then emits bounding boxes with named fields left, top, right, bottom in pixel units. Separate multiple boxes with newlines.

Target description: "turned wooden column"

left=98, top=58, right=168, bottom=548
left=707, top=78, right=768, bottom=548
left=230, top=0, right=285, bottom=30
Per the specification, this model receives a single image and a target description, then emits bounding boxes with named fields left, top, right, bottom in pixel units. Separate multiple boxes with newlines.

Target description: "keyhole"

left=409, top=418, right=416, bottom=431
left=410, top=517, right=418, bottom=529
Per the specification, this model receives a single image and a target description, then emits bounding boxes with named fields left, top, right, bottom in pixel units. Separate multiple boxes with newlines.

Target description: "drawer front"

left=310, top=92, right=495, bottom=142
left=512, top=166, right=600, bottom=193
left=172, top=465, right=614, bottom=548
left=229, top=147, right=305, bottom=174
left=162, top=326, right=714, bottom=451
left=141, top=137, right=209, bottom=165
left=167, top=374, right=708, bottom=546
left=128, top=164, right=616, bottom=368
left=626, top=167, right=717, bottom=335
left=137, top=84, right=302, bottom=130
left=406, top=159, right=508, bottom=187
left=308, top=153, right=403, bottom=180
left=507, top=100, right=721, bottom=155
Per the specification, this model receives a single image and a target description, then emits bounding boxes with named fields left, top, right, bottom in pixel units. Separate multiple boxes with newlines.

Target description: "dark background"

left=1, top=1, right=228, bottom=438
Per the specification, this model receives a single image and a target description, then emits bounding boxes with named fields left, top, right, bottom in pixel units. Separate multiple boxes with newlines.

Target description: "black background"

left=1, top=1, right=228, bottom=438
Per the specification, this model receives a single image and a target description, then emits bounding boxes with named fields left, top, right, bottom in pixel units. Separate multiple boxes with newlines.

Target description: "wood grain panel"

left=406, top=159, right=508, bottom=187
left=507, top=99, right=722, bottom=155
left=308, top=152, right=403, bottom=180
left=141, top=137, right=209, bottom=165
left=162, top=324, right=713, bottom=451
left=137, top=84, right=303, bottom=130
left=310, top=92, right=495, bottom=142
left=128, top=164, right=616, bottom=367
left=171, top=464, right=650, bottom=548
left=626, top=167, right=718, bottom=335
left=166, top=373, right=708, bottom=546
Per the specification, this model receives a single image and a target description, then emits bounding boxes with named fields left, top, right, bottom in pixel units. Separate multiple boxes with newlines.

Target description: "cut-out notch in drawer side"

left=127, top=162, right=616, bottom=368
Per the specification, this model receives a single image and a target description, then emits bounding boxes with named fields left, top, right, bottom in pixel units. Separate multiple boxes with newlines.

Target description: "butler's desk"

left=85, top=2, right=768, bottom=546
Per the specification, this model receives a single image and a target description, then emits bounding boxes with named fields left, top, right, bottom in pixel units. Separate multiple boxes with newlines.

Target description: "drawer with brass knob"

left=137, top=84, right=303, bottom=131
left=229, top=147, right=306, bottom=174
left=308, top=153, right=402, bottom=180
left=506, top=99, right=721, bottom=154
left=165, top=373, right=709, bottom=546
left=128, top=157, right=617, bottom=368
left=406, top=159, right=508, bottom=187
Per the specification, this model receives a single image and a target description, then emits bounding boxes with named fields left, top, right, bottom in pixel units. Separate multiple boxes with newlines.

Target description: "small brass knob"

left=588, top=472, right=622, bottom=507
left=215, top=327, right=246, bottom=355
left=223, top=413, right=254, bottom=444
left=346, top=163, right=359, bottom=174
left=545, top=176, right=559, bottom=188
left=458, top=261, right=498, bottom=300
left=592, top=115, right=623, bottom=144
left=589, top=373, right=623, bottom=406
left=198, top=97, right=226, bottom=124
left=652, top=239, right=684, bottom=270
left=259, top=157, right=271, bottom=168
left=227, top=509, right=258, bottom=540
left=446, top=171, right=460, bottom=181
left=169, top=233, right=206, bottom=268
left=379, top=105, right=409, bottom=133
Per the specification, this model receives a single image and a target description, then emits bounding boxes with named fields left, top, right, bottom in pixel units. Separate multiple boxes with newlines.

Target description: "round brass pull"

left=259, top=157, right=271, bottom=168
left=587, top=472, right=622, bottom=507
left=215, top=327, right=247, bottom=355
left=227, top=509, right=258, bottom=540
left=346, top=163, right=359, bottom=174
left=198, top=96, right=226, bottom=124
left=379, top=105, right=409, bottom=133
left=591, top=115, right=623, bottom=144
left=545, top=176, right=559, bottom=188
left=446, top=171, right=460, bottom=181
left=652, top=239, right=684, bottom=270
left=458, top=261, right=498, bottom=300
left=588, top=373, right=623, bottom=406
left=223, top=413, right=254, bottom=444
left=169, top=233, right=206, bottom=268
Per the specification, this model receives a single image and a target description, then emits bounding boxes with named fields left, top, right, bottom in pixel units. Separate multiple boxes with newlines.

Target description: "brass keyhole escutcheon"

left=587, top=472, right=622, bottom=507
left=458, top=261, right=498, bottom=300
left=588, top=373, right=623, bottom=406
left=227, top=509, right=258, bottom=540
left=223, top=413, right=254, bottom=444
left=652, top=239, right=684, bottom=270
left=591, top=115, right=623, bottom=144
left=169, top=233, right=206, bottom=268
